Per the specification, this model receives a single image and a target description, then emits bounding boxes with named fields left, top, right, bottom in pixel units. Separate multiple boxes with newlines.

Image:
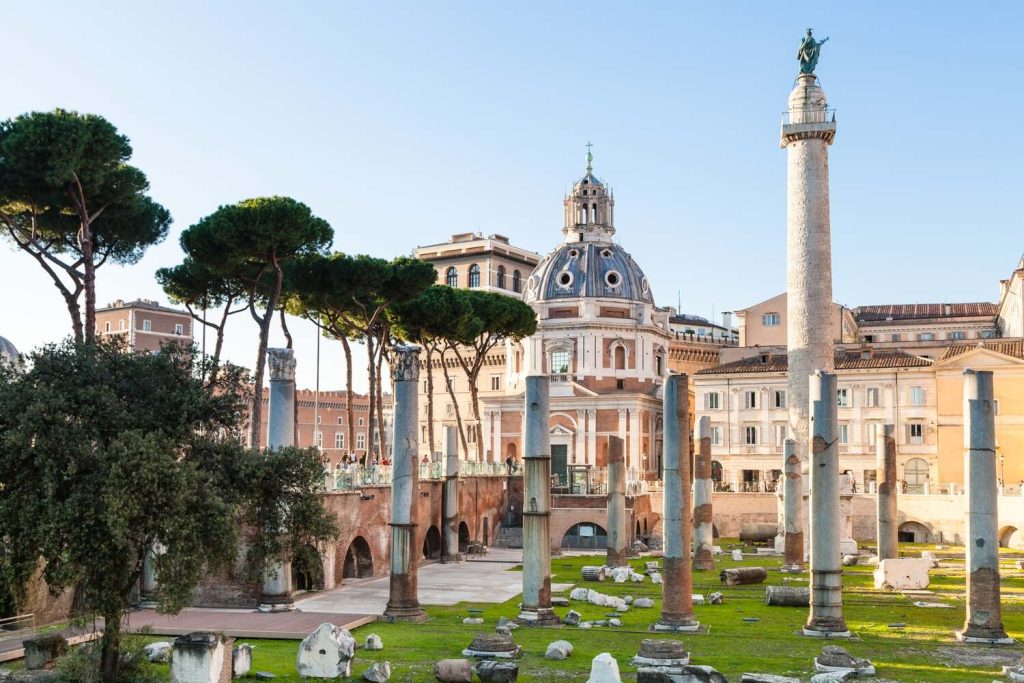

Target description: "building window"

left=836, top=388, right=849, bottom=408
left=356, top=433, right=366, bottom=450
left=918, top=332, right=934, bottom=341
left=909, top=386, right=926, bottom=406
left=496, top=265, right=506, bottom=289
left=866, top=387, right=880, bottom=407
left=175, top=323, right=184, bottom=335
left=891, top=333, right=901, bottom=342
left=446, top=377, right=455, bottom=391
left=335, top=432, right=345, bottom=449
left=744, top=426, right=758, bottom=445
left=838, top=424, right=849, bottom=444
left=119, top=319, right=126, bottom=331
left=316, top=431, right=323, bottom=448
left=613, top=345, right=626, bottom=370
left=423, top=380, right=428, bottom=393
left=866, top=424, right=877, bottom=446
left=446, top=267, right=458, bottom=287
left=744, top=391, right=757, bottom=409
left=105, top=321, right=111, bottom=333
left=775, top=424, right=787, bottom=447
left=710, top=426, right=722, bottom=446
left=446, top=403, right=453, bottom=416
left=981, top=329, right=997, bottom=339
left=468, top=264, right=481, bottom=288
left=711, top=461, right=723, bottom=484
left=512, top=270, right=521, bottom=293
left=467, top=424, right=478, bottom=443
left=909, top=423, right=925, bottom=446
left=762, top=312, right=780, bottom=326
left=490, top=375, right=501, bottom=391
left=551, top=350, right=570, bottom=374
left=337, top=416, right=344, bottom=425
left=142, top=319, right=152, bottom=332
left=905, top=457, right=929, bottom=489
left=948, top=331, right=965, bottom=340
left=358, top=416, right=365, bottom=427
left=773, top=390, right=786, bottom=409
left=704, top=392, right=720, bottom=410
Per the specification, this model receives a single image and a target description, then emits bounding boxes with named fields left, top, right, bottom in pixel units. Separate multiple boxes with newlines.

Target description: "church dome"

left=525, top=241, right=654, bottom=305
left=0, top=336, right=20, bottom=365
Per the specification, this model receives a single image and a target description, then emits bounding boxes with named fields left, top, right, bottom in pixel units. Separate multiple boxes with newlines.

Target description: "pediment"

left=934, top=346, right=1024, bottom=369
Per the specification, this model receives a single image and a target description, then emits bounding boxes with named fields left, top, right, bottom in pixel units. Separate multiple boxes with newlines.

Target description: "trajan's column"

left=781, top=29, right=836, bottom=570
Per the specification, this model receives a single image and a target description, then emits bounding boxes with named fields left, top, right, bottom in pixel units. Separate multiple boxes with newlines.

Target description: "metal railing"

left=782, top=107, right=836, bottom=125
left=331, top=460, right=517, bottom=492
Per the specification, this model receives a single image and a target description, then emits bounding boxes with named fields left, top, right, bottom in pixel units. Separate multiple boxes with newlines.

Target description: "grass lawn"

left=110, top=542, right=1024, bottom=681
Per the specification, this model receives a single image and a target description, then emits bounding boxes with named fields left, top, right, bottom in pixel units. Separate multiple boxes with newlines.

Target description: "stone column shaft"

left=693, top=415, right=715, bottom=571
left=442, top=425, right=462, bottom=563
left=804, top=371, right=848, bottom=637
left=384, top=344, right=427, bottom=622
left=875, top=424, right=898, bottom=561
left=518, top=376, right=558, bottom=625
left=782, top=438, right=805, bottom=571
left=656, top=374, right=698, bottom=631
left=607, top=436, right=628, bottom=567
left=958, top=370, right=1010, bottom=643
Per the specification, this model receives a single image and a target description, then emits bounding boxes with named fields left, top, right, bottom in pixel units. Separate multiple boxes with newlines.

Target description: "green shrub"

left=54, top=636, right=163, bottom=683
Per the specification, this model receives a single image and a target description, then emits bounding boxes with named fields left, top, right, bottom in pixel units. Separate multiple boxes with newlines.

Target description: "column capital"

left=391, top=344, right=422, bottom=382
left=267, top=348, right=296, bottom=381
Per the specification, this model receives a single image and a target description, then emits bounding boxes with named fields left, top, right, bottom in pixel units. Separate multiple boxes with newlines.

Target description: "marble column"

left=606, top=436, right=628, bottom=567
left=804, top=371, right=848, bottom=637
left=138, top=542, right=165, bottom=608
left=875, top=424, right=898, bottom=561
left=259, top=348, right=297, bottom=612
left=957, top=370, right=1011, bottom=643
left=517, top=376, right=559, bottom=625
left=693, top=415, right=715, bottom=571
left=782, top=438, right=805, bottom=572
left=384, top=344, right=427, bottom=623
left=783, top=71, right=837, bottom=571
left=442, top=425, right=462, bottom=563
left=655, top=374, right=699, bottom=632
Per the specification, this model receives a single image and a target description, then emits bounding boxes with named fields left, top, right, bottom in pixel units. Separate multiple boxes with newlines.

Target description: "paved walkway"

left=125, top=608, right=374, bottom=639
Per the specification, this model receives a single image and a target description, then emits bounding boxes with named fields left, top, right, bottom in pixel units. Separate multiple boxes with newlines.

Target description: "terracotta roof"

left=853, top=302, right=997, bottom=322
left=695, top=349, right=932, bottom=375
left=939, top=340, right=1024, bottom=362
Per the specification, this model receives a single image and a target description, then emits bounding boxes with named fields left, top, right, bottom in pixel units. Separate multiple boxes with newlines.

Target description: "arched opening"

left=343, top=536, right=374, bottom=579
left=505, top=442, right=517, bottom=460
left=711, top=461, right=724, bottom=488
left=904, top=458, right=930, bottom=493
left=712, top=524, right=720, bottom=539
left=458, top=521, right=471, bottom=553
left=897, top=521, right=932, bottom=544
left=512, top=270, right=521, bottom=293
left=482, top=517, right=490, bottom=546
left=999, top=525, right=1024, bottom=548
left=423, top=525, right=442, bottom=560
left=635, top=521, right=641, bottom=538
left=292, top=545, right=325, bottom=592
left=445, top=267, right=458, bottom=288
left=614, top=345, right=626, bottom=370
left=561, top=522, right=607, bottom=550
left=496, top=266, right=506, bottom=289
left=468, top=264, right=481, bottom=288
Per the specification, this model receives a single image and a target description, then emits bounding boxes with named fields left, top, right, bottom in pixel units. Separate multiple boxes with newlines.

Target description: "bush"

left=54, top=636, right=163, bottom=683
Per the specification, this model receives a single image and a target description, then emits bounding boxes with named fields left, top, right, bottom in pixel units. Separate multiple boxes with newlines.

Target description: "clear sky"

left=2, top=2, right=1022, bottom=391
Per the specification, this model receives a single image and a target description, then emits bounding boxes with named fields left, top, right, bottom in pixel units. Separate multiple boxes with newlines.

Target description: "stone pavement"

left=299, top=548, right=572, bottom=614
left=125, top=608, right=374, bottom=639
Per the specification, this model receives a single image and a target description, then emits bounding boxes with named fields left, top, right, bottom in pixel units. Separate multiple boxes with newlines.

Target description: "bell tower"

left=562, top=143, right=615, bottom=243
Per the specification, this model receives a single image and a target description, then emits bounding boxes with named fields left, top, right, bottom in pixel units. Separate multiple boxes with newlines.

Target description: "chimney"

left=722, top=311, right=733, bottom=330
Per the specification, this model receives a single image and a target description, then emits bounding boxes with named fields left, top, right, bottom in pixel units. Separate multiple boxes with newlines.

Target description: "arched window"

left=614, top=345, right=626, bottom=370
left=445, top=267, right=458, bottom=288
left=512, top=270, right=521, bottom=293
left=496, top=265, right=506, bottom=289
left=905, top=458, right=930, bottom=493
left=468, top=264, right=480, bottom=288
left=711, top=461, right=724, bottom=484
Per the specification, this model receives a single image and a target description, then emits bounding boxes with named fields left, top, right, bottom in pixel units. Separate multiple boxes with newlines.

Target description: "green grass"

left=67, top=542, right=1024, bottom=681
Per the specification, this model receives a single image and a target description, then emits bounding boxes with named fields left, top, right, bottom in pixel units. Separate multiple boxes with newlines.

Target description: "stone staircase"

left=493, top=526, right=523, bottom=549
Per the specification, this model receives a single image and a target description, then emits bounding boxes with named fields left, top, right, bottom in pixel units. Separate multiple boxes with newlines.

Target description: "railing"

left=782, top=108, right=836, bottom=125
left=333, top=465, right=393, bottom=491
left=331, top=461, right=518, bottom=491
left=0, top=613, right=36, bottom=643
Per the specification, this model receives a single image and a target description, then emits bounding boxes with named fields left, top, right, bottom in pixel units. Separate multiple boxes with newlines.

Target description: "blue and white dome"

left=0, top=336, right=20, bottom=365
left=525, top=241, right=654, bottom=305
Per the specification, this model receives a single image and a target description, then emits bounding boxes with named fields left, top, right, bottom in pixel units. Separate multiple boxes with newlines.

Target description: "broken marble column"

left=655, top=374, right=698, bottom=632
left=170, top=632, right=225, bottom=683
left=804, top=371, right=848, bottom=637
left=517, top=375, right=558, bottom=625
left=607, top=435, right=628, bottom=568
left=876, top=424, right=898, bottom=561
left=383, top=344, right=427, bottom=622
left=781, top=438, right=805, bottom=572
left=296, top=623, right=356, bottom=678
left=693, top=416, right=715, bottom=571
left=442, top=425, right=462, bottom=563
left=957, top=369, right=1011, bottom=643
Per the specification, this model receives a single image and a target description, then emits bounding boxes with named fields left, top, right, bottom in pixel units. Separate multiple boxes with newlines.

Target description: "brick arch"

left=334, top=525, right=387, bottom=585
left=550, top=509, right=617, bottom=552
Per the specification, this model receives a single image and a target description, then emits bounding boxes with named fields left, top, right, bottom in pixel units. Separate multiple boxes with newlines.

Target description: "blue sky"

left=2, top=2, right=1022, bottom=390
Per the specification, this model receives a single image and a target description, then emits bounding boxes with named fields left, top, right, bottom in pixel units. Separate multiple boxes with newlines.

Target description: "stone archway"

left=999, top=525, right=1024, bottom=549
left=342, top=536, right=374, bottom=579
left=561, top=522, right=607, bottom=550
left=292, top=544, right=325, bottom=592
left=458, top=521, right=471, bottom=553
left=898, top=521, right=932, bottom=544
left=423, top=525, right=442, bottom=560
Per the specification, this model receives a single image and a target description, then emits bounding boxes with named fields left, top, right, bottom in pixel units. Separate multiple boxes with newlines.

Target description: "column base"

left=516, top=607, right=560, bottom=626
left=652, top=620, right=701, bottom=633
left=692, top=557, right=715, bottom=571
left=257, top=602, right=296, bottom=613
left=383, top=605, right=428, bottom=623
left=956, top=629, right=1014, bottom=645
left=606, top=550, right=629, bottom=568
left=781, top=563, right=806, bottom=573
left=802, top=626, right=851, bottom=639
left=441, top=553, right=464, bottom=564
left=136, top=600, right=158, bottom=610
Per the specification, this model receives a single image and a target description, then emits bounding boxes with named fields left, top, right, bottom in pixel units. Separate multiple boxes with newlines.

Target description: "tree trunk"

left=248, top=266, right=283, bottom=448
left=440, top=349, right=469, bottom=460
left=375, top=342, right=386, bottom=457
left=341, top=336, right=354, bottom=458
left=280, top=308, right=293, bottom=349
left=425, top=344, right=436, bottom=456
left=80, top=220, right=97, bottom=346
left=467, top=371, right=482, bottom=462
left=99, top=611, right=121, bottom=683
left=366, top=334, right=376, bottom=461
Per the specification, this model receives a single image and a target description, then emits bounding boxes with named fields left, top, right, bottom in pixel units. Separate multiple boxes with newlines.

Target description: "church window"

left=568, top=249, right=579, bottom=258
left=551, top=350, right=570, bottom=375
left=446, top=267, right=458, bottom=287
left=512, top=270, right=521, bottom=293
left=605, top=270, right=621, bottom=287
left=468, top=264, right=481, bottom=288
left=496, top=266, right=506, bottom=289
left=614, top=345, right=626, bottom=370
left=557, top=271, right=573, bottom=287
left=601, top=249, right=612, bottom=258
